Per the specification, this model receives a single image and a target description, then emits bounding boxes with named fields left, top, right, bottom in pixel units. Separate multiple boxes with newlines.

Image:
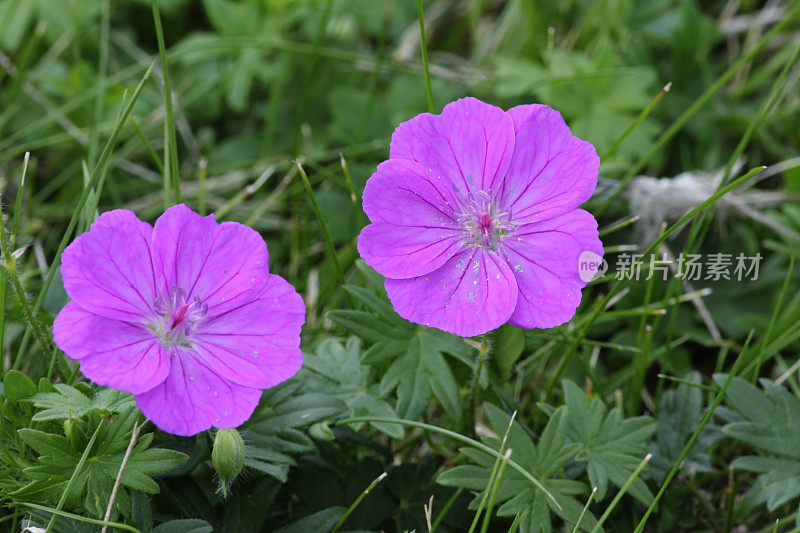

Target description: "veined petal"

left=53, top=302, right=169, bottom=394
left=136, top=350, right=263, bottom=437
left=390, top=97, right=515, bottom=197
left=359, top=159, right=466, bottom=278
left=61, top=210, right=157, bottom=321
left=504, top=209, right=602, bottom=329
left=384, top=247, right=518, bottom=337
left=150, top=204, right=270, bottom=315
left=192, top=274, right=305, bottom=389
left=500, top=104, right=599, bottom=224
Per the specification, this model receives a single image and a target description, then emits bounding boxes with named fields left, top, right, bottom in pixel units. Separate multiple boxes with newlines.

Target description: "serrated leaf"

left=649, top=372, right=717, bottom=481
left=379, top=329, right=466, bottom=420
left=242, top=382, right=348, bottom=482
left=30, top=384, right=134, bottom=421
left=152, top=518, right=213, bottom=533
left=718, top=376, right=800, bottom=511
left=302, top=337, right=403, bottom=437
left=438, top=403, right=595, bottom=532
left=558, top=380, right=655, bottom=504
left=330, top=274, right=472, bottom=421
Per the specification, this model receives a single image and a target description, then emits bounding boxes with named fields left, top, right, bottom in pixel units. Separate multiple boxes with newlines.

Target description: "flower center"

left=458, top=190, right=514, bottom=250
left=150, top=285, right=208, bottom=348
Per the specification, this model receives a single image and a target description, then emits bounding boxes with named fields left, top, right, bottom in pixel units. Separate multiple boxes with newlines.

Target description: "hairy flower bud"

left=212, top=428, right=245, bottom=498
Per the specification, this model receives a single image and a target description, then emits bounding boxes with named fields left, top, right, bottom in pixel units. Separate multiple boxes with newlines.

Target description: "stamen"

left=457, top=190, right=514, bottom=250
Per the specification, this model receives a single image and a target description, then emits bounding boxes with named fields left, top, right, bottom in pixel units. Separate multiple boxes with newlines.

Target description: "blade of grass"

left=590, top=454, right=651, bottom=533
left=151, top=0, right=181, bottom=206
left=292, top=0, right=334, bottom=154
left=128, top=115, right=164, bottom=174
left=335, top=416, right=561, bottom=510
left=480, top=448, right=513, bottom=533
left=571, top=487, right=598, bottom=533
left=88, top=0, right=110, bottom=170
left=601, top=82, right=670, bottom=161
left=0, top=152, right=29, bottom=371
left=598, top=3, right=799, bottom=212
left=20, top=502, right=140, bottom=533
left=416, top=0, right=435, bottom=113
left=45, top=420, right=104, bottom=532
left=751, top=256, right=795, bottom=381
left=469, top=411, right=517, bottom=532
left=548, top=166, right=765, bottom=393
left=295, top=161, right=345, bottom=287
left=598, top=215, right=640, bottom=237
left=633, top=332, right=755, bottom=533
left=12, top=60, right=155, bottom=378
left=339, top=153, right=364, bottom=227
left=430, top=488, right=463, bottom=533
left=331, top=472, right=387, bottom=532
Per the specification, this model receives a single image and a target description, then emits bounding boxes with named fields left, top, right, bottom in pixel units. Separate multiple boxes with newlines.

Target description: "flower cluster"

left=55, top=97, right=602, bottom=435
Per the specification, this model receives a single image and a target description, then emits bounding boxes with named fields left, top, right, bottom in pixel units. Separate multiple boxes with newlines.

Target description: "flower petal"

left=500, top=104, right=599, bottom=224
left=503, top=209, right=602, bottom=329
left=359, top=159, right=466, bottom=278
left=150, top=204, right=269, bottom=315
left=136, top=351, right=263, bottom=436
left=192, top=274, right=305, bottom=389
left=53, top=302, right=169, bottom=394
left=61, top=210, right=157, bottom=321
left=384, top=247, right=518, bottom=337
left=390, top=97, right=515, bottom=196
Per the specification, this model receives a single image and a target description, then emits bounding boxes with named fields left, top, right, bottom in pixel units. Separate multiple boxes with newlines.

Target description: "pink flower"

left=53, top=205, right=305, bottom=436
left=358, top=97, right=603, bottom=337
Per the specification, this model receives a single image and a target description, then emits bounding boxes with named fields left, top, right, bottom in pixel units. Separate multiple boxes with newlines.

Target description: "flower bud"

left=212, top=428, right=245, bottom=498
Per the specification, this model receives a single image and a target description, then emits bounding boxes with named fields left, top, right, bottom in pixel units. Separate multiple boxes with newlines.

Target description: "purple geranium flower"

left=53, top=204, right=305, bottom=436
left=357, top=97, right=603, bottom=337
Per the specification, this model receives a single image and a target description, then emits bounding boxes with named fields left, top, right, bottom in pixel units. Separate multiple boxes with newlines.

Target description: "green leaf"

left=3, top=369, right=38, bottom=401
left=242, top=382, right=348, bottom=482
left=302, top=337, right=403, bottom=438
left=153, top=519, right=214, bottom=533
left=330, top=274, right=472, bottom=421
left=718, top=375, right=800, bottom=511
left=274, top=507, right=346, bottom=533
left=378, top=328, right=468, bottom=420
left=30, top=383, right=134, bottom=421
left=493, top=324, right=525, bottom=380
left=557, top=380, right=655, bottom=504
left=650, top=372, right=717, bottom=481
left=438, top=403, right=594, bottom=532
left=14, top=408, right=187, bottom=507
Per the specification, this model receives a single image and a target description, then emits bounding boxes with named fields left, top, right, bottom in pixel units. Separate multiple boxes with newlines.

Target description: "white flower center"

left=149, top=285, right=208, bottom=348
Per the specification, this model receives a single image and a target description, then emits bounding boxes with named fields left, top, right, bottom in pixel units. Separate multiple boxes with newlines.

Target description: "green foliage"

left=329, top=264, right=472, bottom=422
left=542, top=380, right=655, bottom=504
left=302, top=336, right=403, bottom=438
left=439, top=403, right=597, bottom=532
left=2, top=383, right=187, bottom=523
left=718, top=375, right=800, bottom=512
left=240, top=382, right=347, bottom=483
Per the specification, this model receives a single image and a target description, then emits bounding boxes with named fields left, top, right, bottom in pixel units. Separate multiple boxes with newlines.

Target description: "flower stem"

left=467, top=334, right=490, bottom=436
left=0, top=203, right=69, bottom=381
